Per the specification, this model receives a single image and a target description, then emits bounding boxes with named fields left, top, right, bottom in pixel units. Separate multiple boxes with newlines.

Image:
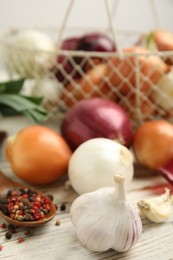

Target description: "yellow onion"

left=106, top=46, right=168, bottom=95
left=5, top=125, right=72, bottom=185
left=133, top=120, right=173, bottom=183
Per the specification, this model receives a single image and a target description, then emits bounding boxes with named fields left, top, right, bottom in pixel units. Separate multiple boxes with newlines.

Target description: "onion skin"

left=56, top=37, right=81, bottom=84
left=106, top=46, right=168, bottom=95
left=133, top=120, right=173, bottom=170
left=68, top=138, right=134, bottom=194
left=62, top=64, right=117, bottom=108
left=154, top=29, right=173, bottom=51
left=151, top=68, right=173, bottom=115
left=153, top=29, right=173, bottom=65
left=120, top=94, right=156, bottom=121
left=76, top=32, right=116, bottom=52
left=6, top=29, right=55, bottom=78
left=56, top=32, right=116, bottom=84
left=159, top=159, right=173, bottom=184
left=5, top=126, right=72, bottom=185
left=61, top=98, right=133, bottom=150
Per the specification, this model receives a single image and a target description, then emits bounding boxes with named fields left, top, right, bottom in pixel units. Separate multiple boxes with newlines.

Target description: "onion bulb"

left=154, top=29, right=173, bottom=51
left=61, top=64, right=117, bottom=108
left=31, top=77, right=64, bottom=113
left=68, top=138, right=134, bottom=194
left=20, top=76, right=64, bottom=113
left=61, top=97, right=133, bottom=150
left=106, top=46, right=168, bottom=95
left=5, top=125, right=72, bottom=185
left=133, top=120, right=173, bottom=183
left=4, top=29, right=55, bottom=78
left=151, top=68, right=173, bottom=115
left=120, top=94, right=156, bottom=121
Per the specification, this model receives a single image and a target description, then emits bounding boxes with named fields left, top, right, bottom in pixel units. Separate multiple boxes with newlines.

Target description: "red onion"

left=56, top=37, right=81, bottom=84
left=159, top=160, right=173, bottom=184
left=76, top=32, right=116, bottom=52
left=56, top=33, right=116, bottom=84
left=60, top=98, right=133, bottom=150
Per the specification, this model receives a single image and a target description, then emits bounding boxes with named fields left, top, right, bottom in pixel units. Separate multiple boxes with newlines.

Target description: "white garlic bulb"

left=137, top=188, right=173, bottom=223
left=70, top=174, right=142, bottom=253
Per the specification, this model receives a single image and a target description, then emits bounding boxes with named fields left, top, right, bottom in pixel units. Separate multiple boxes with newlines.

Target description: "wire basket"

left=0, top=0, right=173, bottom=127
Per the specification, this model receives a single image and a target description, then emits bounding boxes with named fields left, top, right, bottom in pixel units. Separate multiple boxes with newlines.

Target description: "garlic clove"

left=70, top=174, right=142, bottom=253
left=137, top=188, right=173, bottom=223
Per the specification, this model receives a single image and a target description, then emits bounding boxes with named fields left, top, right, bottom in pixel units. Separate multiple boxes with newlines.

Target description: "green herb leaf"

left=0, top=94, right=48, bottom=123
left=0, top=78, right=25, bottom=94
left=0, top=104, right=21, bottom=116
left=24, top=96, right=43, bottom=105
left=146, top=32, right=155, bottom=50
left=0, top=84, right=6, bottom=93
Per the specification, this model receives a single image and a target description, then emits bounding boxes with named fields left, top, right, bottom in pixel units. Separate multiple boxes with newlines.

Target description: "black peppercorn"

left=1, top=205, right=9, bottom=215
left=0, top=188, right=54, bottom=222
left=60, top=204, right=66, bottom=211
left=5, top=231, right=12, bottom=240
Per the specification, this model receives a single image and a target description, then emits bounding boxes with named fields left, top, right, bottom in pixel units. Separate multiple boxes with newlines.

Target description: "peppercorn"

left=0, top=188, right=55, bottom=222
left=8, top=224, right=16, bottom=230
left=1, top=223, right=7, bottom=229
left=0, top=244, right=2, bottom=251
left=0, top=198, right=8, bottom=204
left=24, top=230, right=31, bottom=236
left=60, top=204, right=66, bottom=211
left=5, top=231, right=12, bottom=240
left=18, top=237, right=25, bottom=243
left=55, top=220, right=61, bottom=226
left=0, top=205, right=9, bottom=215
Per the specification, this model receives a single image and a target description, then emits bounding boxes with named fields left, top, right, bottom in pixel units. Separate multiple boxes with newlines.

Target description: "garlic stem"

left=114, top=174, right=126, bottom=200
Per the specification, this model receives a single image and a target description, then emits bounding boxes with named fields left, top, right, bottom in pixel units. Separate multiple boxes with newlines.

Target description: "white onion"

left=20, top=76, right=64, bottom=113
left=68, top=138, right=134, bottom=195
left=31, top=77, right=64, bottom=112
left=4, top=29, right=56, bottom=78
left=152, top=68, right=173, bottom=111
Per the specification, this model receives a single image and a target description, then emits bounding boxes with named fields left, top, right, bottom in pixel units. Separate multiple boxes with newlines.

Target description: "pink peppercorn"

left=18, top=237, right=25, bottom=243
left=0, top=244, right=2, bottom=251
left=0, top=188, right=55, bottom=222
left=1, top=223, right=7, bottom=229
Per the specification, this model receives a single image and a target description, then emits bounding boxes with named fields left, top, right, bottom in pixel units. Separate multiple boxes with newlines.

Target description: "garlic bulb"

left=70, top=174, right=142, bottom=252
left=137, top=188, right=173, bottom=223
left=4, top=29, right=56, bottom=78
left=68, top=138, right=134, bottom=195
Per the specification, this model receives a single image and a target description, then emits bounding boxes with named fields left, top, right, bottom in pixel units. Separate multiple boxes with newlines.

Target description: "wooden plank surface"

left=0, top=116, right=173, bottom=260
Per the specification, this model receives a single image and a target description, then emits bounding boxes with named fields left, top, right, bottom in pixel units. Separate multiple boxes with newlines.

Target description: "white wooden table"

left=0, top=116, right=173, bottom=260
